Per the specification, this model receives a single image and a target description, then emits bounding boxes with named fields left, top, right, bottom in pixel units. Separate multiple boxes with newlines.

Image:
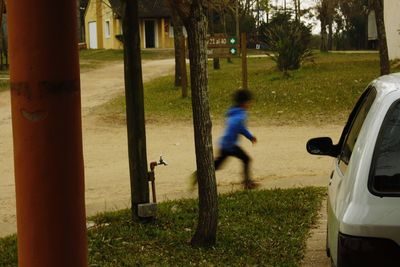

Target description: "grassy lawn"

left=0, top=187, right=325, bottom=266
left=0, top=69, right=9, bottom=92
left=0, top=80, right=9, bottom=92
left=98, top=52, right=398, bottom=125
left=79, top=49, right=174, bottom=71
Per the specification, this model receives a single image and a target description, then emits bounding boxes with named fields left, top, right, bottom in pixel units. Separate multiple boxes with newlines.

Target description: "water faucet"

left=158, top=155, right=168, bottom=166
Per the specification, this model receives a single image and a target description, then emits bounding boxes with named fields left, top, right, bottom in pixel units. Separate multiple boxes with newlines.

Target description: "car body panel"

left=322, top=74, right=400, bottom=266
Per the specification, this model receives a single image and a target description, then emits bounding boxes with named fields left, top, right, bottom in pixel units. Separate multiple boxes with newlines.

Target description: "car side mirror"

left=306, top=137, right=338, bottom=157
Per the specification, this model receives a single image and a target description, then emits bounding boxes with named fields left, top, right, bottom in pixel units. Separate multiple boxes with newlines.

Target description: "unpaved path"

left=0, top=59, right=337, bottom=265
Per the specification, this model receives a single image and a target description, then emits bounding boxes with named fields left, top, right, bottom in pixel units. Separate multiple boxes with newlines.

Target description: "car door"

left=328, top=87, right=377, bottom=263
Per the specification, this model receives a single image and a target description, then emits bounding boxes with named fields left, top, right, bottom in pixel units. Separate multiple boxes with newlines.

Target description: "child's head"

left=233, top=89, right=253, bottom=109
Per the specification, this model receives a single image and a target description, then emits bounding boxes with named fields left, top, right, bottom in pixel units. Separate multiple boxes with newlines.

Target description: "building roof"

left=109, top=0, right=171, bottom=19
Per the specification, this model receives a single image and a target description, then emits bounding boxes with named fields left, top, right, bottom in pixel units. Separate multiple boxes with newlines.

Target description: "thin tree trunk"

left=209, top=9, right=220, bottom=70
left=298, top=0, right=301, bottom=17
left=213, top=58, right=220, bottom=69
left=328, top=22, right=333, bottom=50
left=222, top=11, right=232, bottom=63
left=320, top=23, right=328, bottom=52
left=180, top=37, right=188, bottom=98
left=185, top=0, right=218, bottom=247
left=294, top=0, right=299, bottom=21
left=374, top=0, right=390, bottom=75
left=319, top=0, right=328, bottom=52
left=121, top=0, right=150, bottom=220
left=171, top=8, right=185, bottom=87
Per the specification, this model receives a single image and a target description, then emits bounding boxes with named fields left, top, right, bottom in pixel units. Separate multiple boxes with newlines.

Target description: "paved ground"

left=302, top=199, right=330, bottom=267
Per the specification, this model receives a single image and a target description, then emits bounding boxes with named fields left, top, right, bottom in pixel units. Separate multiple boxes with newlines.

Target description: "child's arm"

left=238, top=123, right=256, bottom=143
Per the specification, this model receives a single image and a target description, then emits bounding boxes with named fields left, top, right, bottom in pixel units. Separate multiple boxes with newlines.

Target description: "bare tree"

left=168, top=6, right=187, bottom=88
left=167, top=0, right=218, bottom=247
left=317, top=0, right=337, bottom=51
left=373, top=0, right=390, bottom=75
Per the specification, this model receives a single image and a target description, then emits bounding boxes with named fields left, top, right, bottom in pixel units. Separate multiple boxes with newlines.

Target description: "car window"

left=370, top=100, right=400, bottom=196
left=335, top=87, right=374, bottom=157
left=338, top=88, right=376, bottom=174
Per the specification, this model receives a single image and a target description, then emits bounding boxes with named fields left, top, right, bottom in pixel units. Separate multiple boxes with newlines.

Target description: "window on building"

left=105, top=20, right=111, bottom=38
left=169, top=24, right=174, bottom=38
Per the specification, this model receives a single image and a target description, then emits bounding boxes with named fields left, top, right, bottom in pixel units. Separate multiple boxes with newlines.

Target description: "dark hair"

left=233, top=89, right=253, bottom=106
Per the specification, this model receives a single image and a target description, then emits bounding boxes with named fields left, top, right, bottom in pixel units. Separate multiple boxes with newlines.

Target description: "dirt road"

left=0, top=59, right=337, bottom=266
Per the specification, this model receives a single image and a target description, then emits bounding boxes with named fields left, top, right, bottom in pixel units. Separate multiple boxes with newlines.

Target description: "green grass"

left=98, top=52, right=398, bottom=125
left=0, top=187, right=325, bottom=266
left=0, top=80, right=9, bottom=92
left=0, top=69, right=9, bottom=92
left=79, top=49, right=174, bottom=71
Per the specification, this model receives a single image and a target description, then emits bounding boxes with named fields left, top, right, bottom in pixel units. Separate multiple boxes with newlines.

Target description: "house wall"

left=85, top=0, right=173, bottom=50
left=160, top=18, right=174, bottom=48
left=84, top=0, right=99, bottom=48
left=384, top=0, right=400, bottom=60
left=85, top=0, right=123, bottom=49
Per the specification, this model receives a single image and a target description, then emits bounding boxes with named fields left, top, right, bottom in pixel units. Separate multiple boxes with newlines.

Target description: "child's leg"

left=214, top=149, right=229, bottom=171
left=230, top=146, right=251, bottom=182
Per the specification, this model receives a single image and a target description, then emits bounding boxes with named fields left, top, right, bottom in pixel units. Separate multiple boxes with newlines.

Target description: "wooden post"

left=8, top=0, right=87, bottom=266
left=161, top=18, right=166, bottom=48
left=121, top=0, right=150, bottom=220
left=180, top=38, right=188, bottom=98
left=96, top=0, right=104, bottom=48
left=241, top=32, right=248, bottom=89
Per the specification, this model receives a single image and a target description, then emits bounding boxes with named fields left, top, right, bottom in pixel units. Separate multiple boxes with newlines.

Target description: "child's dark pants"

left=214, top=145, right=251, bottom=182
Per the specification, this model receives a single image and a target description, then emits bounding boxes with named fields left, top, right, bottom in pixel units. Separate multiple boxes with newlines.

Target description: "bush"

left=264, top=13, right=312, bottom=75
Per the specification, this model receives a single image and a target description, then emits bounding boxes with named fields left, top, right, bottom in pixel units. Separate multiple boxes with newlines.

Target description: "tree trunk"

left=374, top=0, right=390, bottom=75
left=171, top=8, right=185, bottom=87
left=320, top=23, right=328, bottom=52
left=213, top=58, right=220, bottom=69
left=121, top=0, right=150, bottom=220
left=319, top=0, right=328, bottom=52
left=209, top=9, right=220, bottom=70
left=185, top=0, right=218, bottom=247
left=294, top=0, right=299, bottom=21
left=180, top=37, right=188, bottom=98
left=222, top=11, right=232, bottom=63
left=328, top=22, right=333, bottom=50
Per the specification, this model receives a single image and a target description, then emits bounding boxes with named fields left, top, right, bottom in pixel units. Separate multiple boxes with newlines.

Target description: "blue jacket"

left=219, top=107, right=254, bottom=151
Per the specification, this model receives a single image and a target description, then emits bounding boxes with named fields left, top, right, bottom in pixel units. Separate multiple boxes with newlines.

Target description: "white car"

left=307, top=73, right=400, bottom=267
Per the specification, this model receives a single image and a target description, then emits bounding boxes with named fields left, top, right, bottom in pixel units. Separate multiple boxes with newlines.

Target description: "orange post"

left=7, top=1, right=87, bottom=266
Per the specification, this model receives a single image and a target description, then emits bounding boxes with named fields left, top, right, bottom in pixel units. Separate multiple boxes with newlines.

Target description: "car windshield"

left=371, top=100, right=400, bottom=195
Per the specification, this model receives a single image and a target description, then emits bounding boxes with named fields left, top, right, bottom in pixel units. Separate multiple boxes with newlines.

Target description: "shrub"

left=264, top=13, right=312, bottom=75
